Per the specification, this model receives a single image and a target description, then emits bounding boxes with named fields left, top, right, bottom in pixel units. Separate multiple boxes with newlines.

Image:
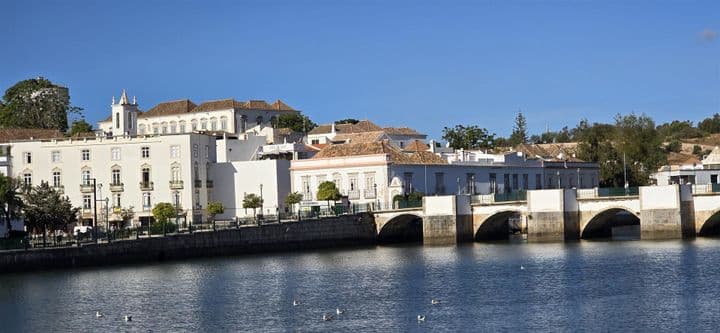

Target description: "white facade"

left=651, top=146, right=720, bottom=185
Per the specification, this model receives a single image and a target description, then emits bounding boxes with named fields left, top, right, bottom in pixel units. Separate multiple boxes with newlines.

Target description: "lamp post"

left=556, top=171, right=561, bottom=189
left=104, top=197, right=110, bottom=243
left=259, top=183, right=264, bottom=221
left=92, top=178, right=98, bottom=243
left=173, top=191, right=180, bottom=233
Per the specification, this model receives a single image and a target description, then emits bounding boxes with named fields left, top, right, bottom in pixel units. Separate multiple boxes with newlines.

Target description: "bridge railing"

left=472, top=191, right=527, bottom=204
left=597, top=187, right=639, bottom=197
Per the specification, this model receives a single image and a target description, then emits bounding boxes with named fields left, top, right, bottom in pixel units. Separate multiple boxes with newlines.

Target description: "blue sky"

left=2, top=0, right=718, bottom=139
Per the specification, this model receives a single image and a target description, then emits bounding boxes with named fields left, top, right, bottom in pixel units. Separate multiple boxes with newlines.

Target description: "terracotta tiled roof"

left=0, top=128, right=63, bottom=143
left=383, top=127, right=423, bottom=136
left=313, top=141, right=446, bottom=165
left=331, top=131, right=387, bottom=144
left=140, top=99, right=197, bottom=118
left=404, top=140, right=430, bottom=152
left=515, top=143, right=584, bottom=162
left=271, top=99, right=296, bottom=111
left=243, top=100, right=273, bottom=110
left=308, top=120, right=384, bottom=135
left=192, top=99, right=244, bottom=112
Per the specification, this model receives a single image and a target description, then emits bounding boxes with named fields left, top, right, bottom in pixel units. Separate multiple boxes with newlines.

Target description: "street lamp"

left=92, top=179, right=99, bottom=243
left=104, top=197, right=110, bottom=243
left=173, top=191, right=181, bottom=233
left=259, top=183, right=264, bottom=221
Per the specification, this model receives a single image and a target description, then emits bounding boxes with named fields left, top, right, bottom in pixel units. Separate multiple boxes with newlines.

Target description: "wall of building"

left=0, top=214, right=377, bottom=273
left=211, top=159, right=292, bottom=219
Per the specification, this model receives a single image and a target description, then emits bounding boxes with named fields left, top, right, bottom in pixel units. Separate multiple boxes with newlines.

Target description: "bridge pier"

left=422, top=195, right=473, bottom=245
left=526, top=189, right=569, bottom=242
left=639, top=185, right=695, bottom=240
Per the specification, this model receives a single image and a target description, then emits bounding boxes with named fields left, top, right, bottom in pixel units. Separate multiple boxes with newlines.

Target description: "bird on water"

left=336, top=308, right=345, bottom=315
left=431, top=299, right=440, bottom=305
left=323, top=313, right=333, bottom=321
left=124, top=315, right=132, bottom=322
left=96, top=311, right=103, bottom=318
left=417, top=315, right=426, bottom=322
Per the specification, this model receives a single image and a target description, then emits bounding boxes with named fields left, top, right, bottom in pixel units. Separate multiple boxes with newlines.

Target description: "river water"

left=2, top=239, right=720, bottom=332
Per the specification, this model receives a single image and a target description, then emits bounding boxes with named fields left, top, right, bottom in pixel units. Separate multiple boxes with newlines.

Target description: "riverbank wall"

left=0, top=214, right=377, bottom=273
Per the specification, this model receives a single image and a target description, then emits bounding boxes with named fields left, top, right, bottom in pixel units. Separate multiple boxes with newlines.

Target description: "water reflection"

left=2, top=240, right=720, bottom=332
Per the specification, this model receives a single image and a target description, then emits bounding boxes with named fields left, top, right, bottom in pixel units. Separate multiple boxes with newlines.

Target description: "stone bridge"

left=373, top=185, right=720, bottom=244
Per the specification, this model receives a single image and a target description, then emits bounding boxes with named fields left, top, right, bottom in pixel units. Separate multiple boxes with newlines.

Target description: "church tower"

left=110, top=89, right=139, bottom=136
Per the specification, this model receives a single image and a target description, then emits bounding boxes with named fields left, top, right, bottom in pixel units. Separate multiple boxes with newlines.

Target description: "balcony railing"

left=169, top=180, right=184, bottom=190
left=109, top=182, right=124, bottom=192
left=206, top=180, right=214, bottom=188
left=348, top=190, right=360, bottom=200
left=79, top=183, right=94, bottom=193
left=194, top=179, right=202, bottom=188
left=363, top=189, right=376, bottom=199
left=53, top=185, right=64, bottom=194
left=139, top=181, right=154, bottom=191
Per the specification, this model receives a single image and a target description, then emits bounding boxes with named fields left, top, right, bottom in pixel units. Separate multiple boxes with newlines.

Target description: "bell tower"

left=110, top=89, right=139, bottom=136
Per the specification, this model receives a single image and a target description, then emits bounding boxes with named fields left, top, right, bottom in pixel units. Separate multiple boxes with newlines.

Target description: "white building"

left=652, top=146, right=720, bottom=185
left=306, top=120, right=427, bottom=149
left=0, top=91, right=302, bottom=231
left=290, top=141, right=600, bottom=209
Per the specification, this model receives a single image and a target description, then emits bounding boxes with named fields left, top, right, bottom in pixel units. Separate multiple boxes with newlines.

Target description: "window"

left=311, top=139, right=320, bottom=145
left=489, top=173, right=497, bottom=193
left=191, top=120, right=198, bottom=131
left=435, top=172, right=445, bottom=195
left=170, top=145, right=180, bottom=158
left=512, top=174, right=519, bottom=190
left=112, top=168, right=121, bottom=185
left=333, top=173, right=342, bottom=192
left=23, top=172, right=32, bottom=187
left=256, top=116, right=263, bottom=125
left=200, top=118, right=207, bottom=130
left=161, top=123, right=168, bottom=134
left=403, top=172, right=413, bottom=194
left=220, top=117, right=227, bottom=130
left=348, top=174, right=358, bottom=191
left=82, top=149, right=90, bottom=161
left=179, top=121, right=186, bottom=133
left=194, top=162, right=199, bottom=180
left=522, top=174, right=529, bottom=190
left=138, top=124, right=146, bottom=135
left=141, top=146, right=150, bottom=158
left=364, top=173, right=376, bottom=195
left=83, top=195, right=92, bottom=209
left=111, top=148, right=121, bottom=161
left=141, top=167, right=151, bottom=184
left=206, top=162, right=211, bottom=180
left=143, top=192, right=151, bottom=209
left=535, top=174, right=542, bottom=190
left=205, top=145, right=209, bottom=159
left=173, top=191, right=181, bottom=208
left=193, top=144, right=198, bottom=158
left=466, top=173, right=475, bottom=194
left=504, top=174, right=511, bottom=193
left=170, top=122, right=177, bottom=133
left=153, top=126, right=159, bottom=134
left=240, top=115, right=247, bottom=132
left=301, top=176, right=311, bottom=198
left=52, top=171, right=61, bottom=188
left=82, top=169, right=92, bottom=185
left=171, top=165, right=181, bottom=181
left=195, top=189, right=201, bottom=208
left=51, top=151, right=61, bottom=163
left=113, top=193, right=121, bottom=208
left=210, top=118, right=217, bottom=131
left=23, top=152, right=31, bottom=164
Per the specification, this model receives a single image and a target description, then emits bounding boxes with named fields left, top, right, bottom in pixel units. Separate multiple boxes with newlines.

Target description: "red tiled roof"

left=140, top=99, right=197, bottom=118
left=0, top=128, right=64, bottom=143
left=313, top=141, right=446, bottom=165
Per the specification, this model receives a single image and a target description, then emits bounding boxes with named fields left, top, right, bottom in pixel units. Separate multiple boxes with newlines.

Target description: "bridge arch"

left=475, top=209, right=524, bottom=241
left=378, top=213, right=424, bottom=243
left=581, top=206, right=640, bottom=239
left=698, top=208, right=720, bottom=237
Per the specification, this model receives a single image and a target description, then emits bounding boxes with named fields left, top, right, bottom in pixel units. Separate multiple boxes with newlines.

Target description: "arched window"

left=141, top=165, right=151, bottom=186
left=52, top=168, right=62, bottom=188
left=170, top=121, right=177, bottom=133
left=171, top=163, right=181, bottom=182
left=200, top=118, right=208, bottom=130
left=161, top=122, right=168, bottom=134
left=111, top=166, right=121, bottom=185
left=210, top=117, right=217, bottom=131
left=179, top=121, right=186, bottom=133
left=220, top=116, right=228, bottom=131
left=191, top=119, right=198, bottom=131
left=81, top=168, right=92, bottom=185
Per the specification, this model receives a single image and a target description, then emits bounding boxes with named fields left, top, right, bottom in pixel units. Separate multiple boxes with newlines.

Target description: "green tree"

left=692, top=145, right=703, bottom=157
left=23, top=182, right=79, bottom=246
left=698, top=113, right=720, bottom=134
left=656, top=120, right=704, bottom=140
left=441, top=125, right=496, bottom=150
left=152, top=202, right=176, bottom=235
left=334, top=118, right=359, bottom=124
left=69, top=119, right=93, bottom=136
left=665, top=139, right=682, bottom=153
left=0, top=77, right=83, bottom=131
left=284, top=192, right=303, bottom=218
left=207, top=201, right=224, bottom=229
left=276, top=113, right=317, bottom=133
left=316, top=181, right=341, bottom=211
left=0, top=176, right=23, bottom=233
left=242, top=193, right=263, bottom=218
left=508, top=111, right=528, bottom=146
left=119, top=206, right=135, bottom=229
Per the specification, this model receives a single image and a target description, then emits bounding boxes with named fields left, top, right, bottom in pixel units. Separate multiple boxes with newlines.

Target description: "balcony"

left=169, top=180, right=184, bottom=190
left=139, top=181, right=154, bottom=191
left=348, top=189, right=360, bottom=200
left=194, top=179, right=202, bottom=188
left=79, top=183, right=94, bottom=193
left=206, top=180, right=214, bottom=188
left=109, top=182, right=124, bottom=192
left=363, top=189, right=376, bottom=199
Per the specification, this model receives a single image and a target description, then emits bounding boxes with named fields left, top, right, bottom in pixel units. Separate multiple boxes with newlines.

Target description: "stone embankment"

left=0, top=214, right=377, bottom=273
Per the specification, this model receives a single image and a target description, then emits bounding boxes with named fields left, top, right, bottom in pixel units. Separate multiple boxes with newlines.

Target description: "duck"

left=124, top=315, right=132, bottom=322
left=417, top=315, right=426, bottom=322
left=95, top=311, right=103, bottom=318
left=336, top=308, right=345, bottom=315
left=521, top=265, right=525, bottom=270
left=322, top=313, right=333, bottom=321
left=293, top=299, right=300, bottom=306
left=431, top=299, right=440, bottom=305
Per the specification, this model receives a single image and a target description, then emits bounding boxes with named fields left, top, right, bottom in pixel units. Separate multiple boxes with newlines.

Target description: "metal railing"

left=363, top=189, right=376, bottom=199
left=597, top=187, right=639, bottom=197
left=139, top=181, right=154, bottom=191
left=347, top=190, right=360, bottom=200
left=169, top=180, right=184, bottom=190
left=494, top=190, right=527, bottom=202
left=109, top=182, right=124, bottom=192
